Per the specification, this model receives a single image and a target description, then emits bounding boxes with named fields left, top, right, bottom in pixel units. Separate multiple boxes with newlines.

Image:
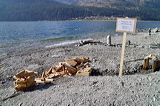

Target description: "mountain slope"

left=54, top=0, right=160, bottom=21
left=0, top=0, right=160, bottom=21
left=0, top=0, right=94, bottom=21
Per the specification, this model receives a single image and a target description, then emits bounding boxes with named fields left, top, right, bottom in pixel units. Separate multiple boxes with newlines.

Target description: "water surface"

left=0, top=21, right=160, bottom=55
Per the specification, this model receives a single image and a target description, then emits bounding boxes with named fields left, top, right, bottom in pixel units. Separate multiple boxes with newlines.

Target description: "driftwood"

left=79, top=40, right=101, bottom=46
left=82, top=40, right=100, bottom=44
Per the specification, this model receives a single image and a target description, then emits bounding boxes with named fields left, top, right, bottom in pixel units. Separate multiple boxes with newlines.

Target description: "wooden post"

left=119, top=32, right=127, bottom=76
left=142, top=58, right=149, bottom=70
left=116, top=17, right=137, bottom=76
left=152, top=60, right=160, bottom=72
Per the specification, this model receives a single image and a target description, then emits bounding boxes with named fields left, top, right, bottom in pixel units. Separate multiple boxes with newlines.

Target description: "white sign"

left=116, top=17, right=137, bottom=76
left=116, top=18, right=137, bottom=33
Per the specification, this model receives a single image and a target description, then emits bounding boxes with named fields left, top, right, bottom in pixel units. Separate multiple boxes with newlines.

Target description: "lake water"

left=0, top=21, right=160, bottom=55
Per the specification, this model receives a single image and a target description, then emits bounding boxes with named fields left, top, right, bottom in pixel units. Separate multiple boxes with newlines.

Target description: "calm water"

left=0, top=21, right=160, bottom=55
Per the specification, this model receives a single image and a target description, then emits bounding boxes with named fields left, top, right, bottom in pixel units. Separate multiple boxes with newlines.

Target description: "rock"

left=51, top=55, right=61, bottom=58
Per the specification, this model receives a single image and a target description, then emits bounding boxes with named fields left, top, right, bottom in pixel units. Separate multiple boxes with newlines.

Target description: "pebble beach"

left=0, top=30, right=160, bottom=105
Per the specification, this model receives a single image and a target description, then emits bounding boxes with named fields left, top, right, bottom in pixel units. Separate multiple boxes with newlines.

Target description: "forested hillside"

left=0, top=0, right=88, bottom=21
left=0, top=0, right=160, bottom=21
left=55, top=0, right=159, bottom=6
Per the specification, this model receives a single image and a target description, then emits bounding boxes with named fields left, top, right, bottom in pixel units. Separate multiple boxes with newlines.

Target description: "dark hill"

left=0, top=0, right=160, bottom=21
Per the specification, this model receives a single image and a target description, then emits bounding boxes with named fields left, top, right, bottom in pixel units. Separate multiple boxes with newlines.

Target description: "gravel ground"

left=0, top=31, right=160, bottom=106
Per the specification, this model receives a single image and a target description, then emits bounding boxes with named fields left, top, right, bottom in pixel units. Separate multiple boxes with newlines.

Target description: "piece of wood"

left=57, top=71, right=65, bottom=76
left=74, top=57, right=89, bottom=63
left=83, top=62, right=89, bottom=67
left=35, top=78, right=53, bottom=84
left=15, top=82, right=36, bottom=92
left=81, top=40, right=100, bottom=46
left=45, top=67, right=53, bottom=75
left=152, top=60, right=160, bottom=72
left=65, top=59, right=77, bottom=66
left=14, top=77, right=35, bottom=85
left=35, top=80, right=47, bottom=84
left=16, top=83, right=27, bottom=88
left=56, top=65, right=64, bottom=72
left=51, top=68, right=57, bottom=73
left=76, top=63, right=84, bottom=69
left=20, top=78, right=26, bottom=81
left=64, top=64, right=77, bottom=74
left=26, top=76, right=35, bottom=83
left=13, top=75, right=20, bottom=80
left=142, top=58, right=149, bottom=70
left=15, top=85, right=26, bottom=92
left=15, top=70, right=26, bottom=78
left=14, top=80, right=26, bottom=85
left=119, top=32, right=127, bottom=76
left=65, top=70, right=72, bottom=76
left=35, top=77, right=45, bottom=81
left=15, top=71, right=36, bottom=78
left=73, top=58, right=83, bottom=64
left=76, top=71, right=90, bottom=76
left=126, top=58, right=144, bottom=62
left=82, top=57, right=89, bottom=63
left=25, top=70, right=38, bottom=75
left=26, top=81, right=36, bottom=87
left=28, top=81, right=37, bottom=88
left=145, top=55, right=157, bottom=59
left=47, top=73, right=60, bottom=78
left=45, top=78, right=54, bottom=82
left=83, top=67, right=92, bottom=72
left=41, top=72, right=46, bottom=78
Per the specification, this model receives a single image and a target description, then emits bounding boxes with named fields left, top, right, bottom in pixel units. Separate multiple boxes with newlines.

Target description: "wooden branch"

left=126, top=58, right=144, bottom=62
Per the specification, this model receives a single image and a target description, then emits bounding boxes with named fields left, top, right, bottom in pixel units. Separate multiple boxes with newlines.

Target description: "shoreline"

left=2, top=19, right=160, bottom=22
left=0, top=30, right=115, bottom=58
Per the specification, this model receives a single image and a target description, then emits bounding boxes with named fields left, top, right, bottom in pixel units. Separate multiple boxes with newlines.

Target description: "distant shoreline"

left=1, top=19, right=160, bottom=22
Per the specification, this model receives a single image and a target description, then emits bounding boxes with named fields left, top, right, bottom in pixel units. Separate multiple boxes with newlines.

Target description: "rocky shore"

left=0, top=30, right=160, bottom=105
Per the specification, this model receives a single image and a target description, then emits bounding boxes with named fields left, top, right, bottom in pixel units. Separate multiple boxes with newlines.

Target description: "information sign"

left=116, top=18, right=137, bottom=33
left=116, top=17, right=137, bottom=76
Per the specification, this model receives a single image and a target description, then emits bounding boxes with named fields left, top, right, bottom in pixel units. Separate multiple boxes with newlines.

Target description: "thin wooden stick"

left=119, top=32, right=127, bottom=76
left=126, top=58, right=144, bottom=62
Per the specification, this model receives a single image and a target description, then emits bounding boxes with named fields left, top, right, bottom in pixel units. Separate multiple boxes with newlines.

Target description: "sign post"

left=116, top=17, right=137, bottom=76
